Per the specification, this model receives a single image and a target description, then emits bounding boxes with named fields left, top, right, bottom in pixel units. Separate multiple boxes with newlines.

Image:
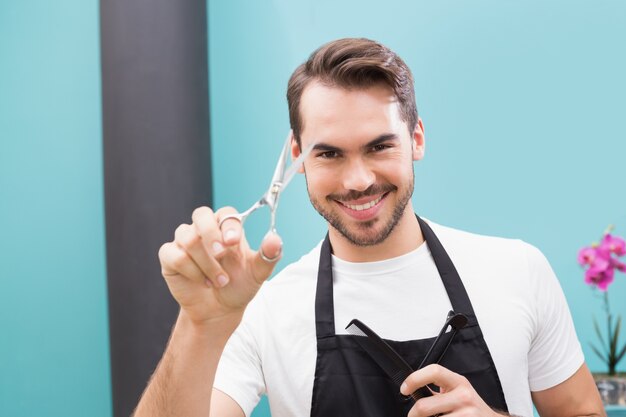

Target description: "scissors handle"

left=218, top=198, right=268, bottom=231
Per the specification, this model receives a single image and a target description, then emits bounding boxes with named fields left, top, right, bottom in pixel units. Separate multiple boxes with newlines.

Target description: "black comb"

left=418, top=311, right=468, bottom=369
left=345, top=319, right=432, bottom=401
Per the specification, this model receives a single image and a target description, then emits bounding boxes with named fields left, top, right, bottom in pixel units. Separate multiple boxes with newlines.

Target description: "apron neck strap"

left=315, top=235, right=335, bottom=338
left=416, top=216, right=476, bottom=317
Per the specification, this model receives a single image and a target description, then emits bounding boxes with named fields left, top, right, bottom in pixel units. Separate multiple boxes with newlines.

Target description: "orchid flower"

left=601, top=234, right=626, bottom=257
left=578, top=227, right=626, bottom=375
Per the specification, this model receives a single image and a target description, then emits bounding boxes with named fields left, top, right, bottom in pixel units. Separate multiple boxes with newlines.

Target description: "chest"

left=259, top=272, right=534, bottom=416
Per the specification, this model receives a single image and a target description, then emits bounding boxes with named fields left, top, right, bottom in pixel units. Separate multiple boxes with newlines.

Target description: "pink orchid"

left=578, top=230, right=626, bottom=291
left=577, top=246, right=598, bottom=266
left=600, top=234, right=626, bottom=256
left=579, top=227, right=626, bottom=375
left=610, top=258, right=626, bottom=272
left=589, top=255, right=610, bottom=272
left=585, top=263, right=615, bottom=291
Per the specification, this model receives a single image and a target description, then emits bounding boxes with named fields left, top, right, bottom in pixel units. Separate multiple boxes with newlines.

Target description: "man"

left=135, top=38, right=604, bottom=417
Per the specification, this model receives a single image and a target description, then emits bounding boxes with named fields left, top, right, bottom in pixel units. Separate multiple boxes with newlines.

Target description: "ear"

left=290, top=130, right=306, bottom=173
left=412, top=118, right=425, bottom=161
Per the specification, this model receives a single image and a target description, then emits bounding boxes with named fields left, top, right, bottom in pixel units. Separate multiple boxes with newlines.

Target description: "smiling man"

left=297, top=81, right=422, bottom=260
left=134, top=38, right=605, bottom=417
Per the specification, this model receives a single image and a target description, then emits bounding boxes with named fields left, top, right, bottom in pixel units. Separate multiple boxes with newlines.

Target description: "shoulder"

left=424, top=219, right=551, bottom=311
left=427, top=219, right=526, bottom=251
left=425, top=219, right=543, bottom=269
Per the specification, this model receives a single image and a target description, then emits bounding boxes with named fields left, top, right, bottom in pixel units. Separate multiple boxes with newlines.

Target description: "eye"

left=317, top=151, right=339, bottom=159
left=371, top=143, right=391, bottom=152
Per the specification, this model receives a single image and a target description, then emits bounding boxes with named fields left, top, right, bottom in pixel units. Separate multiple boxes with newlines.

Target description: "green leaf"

left=593, top=316, right=608, bottom=356
left=590, top=342, right=608, bottom=365
left=608, top=315, right=614, bottom=354
left=611, top=316, right=622, bottom=361
left=615, top=342, right=626, bottom=365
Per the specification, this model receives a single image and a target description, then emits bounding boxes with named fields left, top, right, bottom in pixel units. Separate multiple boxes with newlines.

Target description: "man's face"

left=293, top=81, right=425, bottom=246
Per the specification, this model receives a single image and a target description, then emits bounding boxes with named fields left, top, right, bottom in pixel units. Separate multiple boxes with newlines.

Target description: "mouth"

left=339, top=194, right=385, bottom=211
left=334, top=192, right=389, bottom=220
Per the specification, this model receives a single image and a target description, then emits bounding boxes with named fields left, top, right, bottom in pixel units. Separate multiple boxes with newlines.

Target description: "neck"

left=328, top=204, right=424, bottom=262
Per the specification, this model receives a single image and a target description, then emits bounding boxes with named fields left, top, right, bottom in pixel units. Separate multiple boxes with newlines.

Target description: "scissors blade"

left=262, top=133, right=314, bottom=209
left=269, top=133, right=292, bottom=186
left=279, top=141, right=314, bottom=190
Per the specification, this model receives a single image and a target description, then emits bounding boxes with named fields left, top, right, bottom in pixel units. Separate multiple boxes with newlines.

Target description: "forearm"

left=133, top=310, right=242, bottom=417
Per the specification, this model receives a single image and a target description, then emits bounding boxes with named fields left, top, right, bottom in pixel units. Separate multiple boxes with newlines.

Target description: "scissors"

left=219, top=131, right=314, bottom=254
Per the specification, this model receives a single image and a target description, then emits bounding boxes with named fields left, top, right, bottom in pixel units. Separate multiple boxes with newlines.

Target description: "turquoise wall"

left=1, top=1, right=624, bottom=415
left=0, top=2, right=112, bottom=417
left=208, top=0, right=626, bottom=415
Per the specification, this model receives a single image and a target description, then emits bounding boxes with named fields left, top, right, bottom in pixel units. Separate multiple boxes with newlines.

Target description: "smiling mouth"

left=338, top=193, right=387, bottom=211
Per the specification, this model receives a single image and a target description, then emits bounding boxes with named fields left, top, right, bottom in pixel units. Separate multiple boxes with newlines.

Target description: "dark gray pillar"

left=99, top=1, right=211, bottom=416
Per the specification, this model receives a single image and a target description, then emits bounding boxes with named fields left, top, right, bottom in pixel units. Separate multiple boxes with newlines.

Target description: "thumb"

left=252, top=231, right=283, bottom=282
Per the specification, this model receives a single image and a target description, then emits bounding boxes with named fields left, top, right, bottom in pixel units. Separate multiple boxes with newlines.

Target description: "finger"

left=191, top=206, right=227, bottom=258
left=251, top=231, right=283, bottom=283
left=174, top=223, right=229, bottom=288
left=159, top=241, right=207, bottom=284
left=407, top=391, right=454, bottom=417
left=401, top=364, right=465, bottom=396
left=215, top=206, right=244, bottom=246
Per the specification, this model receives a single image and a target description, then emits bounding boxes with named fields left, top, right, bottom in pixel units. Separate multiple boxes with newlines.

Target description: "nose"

left=341, top=158, right=376, bottom=192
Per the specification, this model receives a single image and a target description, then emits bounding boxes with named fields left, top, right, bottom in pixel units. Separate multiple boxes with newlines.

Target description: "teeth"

left=343, top=195, right=383, bottom=211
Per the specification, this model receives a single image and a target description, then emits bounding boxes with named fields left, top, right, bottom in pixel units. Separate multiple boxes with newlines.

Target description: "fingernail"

left=224, top=229, right=237, bottom=242
left=205, top=279, right=212, bottom=288
left=212, top=241, right=224, bottom=255
left=400, top=382, right=407, bottom=394
left=264, top=231, right=283, bottom=249
left=217, top=274, right=229, bottom=287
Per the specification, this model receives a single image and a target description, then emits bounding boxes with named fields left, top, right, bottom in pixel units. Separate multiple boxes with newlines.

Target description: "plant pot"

left=594, top=374, right=626, bottom=405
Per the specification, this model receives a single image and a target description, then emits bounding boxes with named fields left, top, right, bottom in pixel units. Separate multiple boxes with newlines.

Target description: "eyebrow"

left=312, top=133, right=399, bottom=153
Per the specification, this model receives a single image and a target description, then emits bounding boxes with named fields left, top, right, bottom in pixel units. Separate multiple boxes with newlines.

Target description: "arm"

left=134, top=310, right=244, bottom=417
left=133, top=206, right=282, bottom=417
left=524, top=245, right=605, bottom=416
left=532, top=363, right=605, bottom=417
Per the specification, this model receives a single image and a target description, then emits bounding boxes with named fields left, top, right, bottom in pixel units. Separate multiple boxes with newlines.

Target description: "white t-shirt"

left=214, top=221, right=583, bottom=417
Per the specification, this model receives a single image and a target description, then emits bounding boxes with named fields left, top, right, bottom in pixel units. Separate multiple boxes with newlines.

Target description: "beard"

left=307, top=169, right=414, bottom=247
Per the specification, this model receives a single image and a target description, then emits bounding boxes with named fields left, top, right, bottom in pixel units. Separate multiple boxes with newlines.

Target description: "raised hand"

left=158, top=206, right=283, bottom=326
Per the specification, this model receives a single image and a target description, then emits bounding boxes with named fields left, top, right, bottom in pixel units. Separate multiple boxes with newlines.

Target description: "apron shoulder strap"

left=416, top=216, right=476, bottom=319
left=315, top=234, right=335, bottom=338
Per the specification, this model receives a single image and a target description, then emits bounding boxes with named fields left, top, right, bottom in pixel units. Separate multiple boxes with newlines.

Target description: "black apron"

left=310, top=216, right=508, bottom=416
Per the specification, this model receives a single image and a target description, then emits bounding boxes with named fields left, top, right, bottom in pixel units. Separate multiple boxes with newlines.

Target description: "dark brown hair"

left=287, top=38, right=418, bottom=146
